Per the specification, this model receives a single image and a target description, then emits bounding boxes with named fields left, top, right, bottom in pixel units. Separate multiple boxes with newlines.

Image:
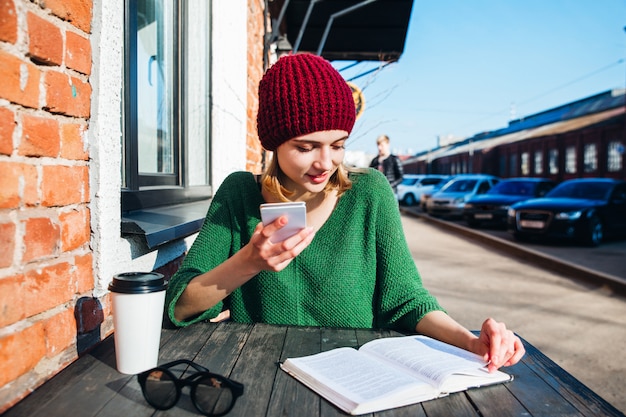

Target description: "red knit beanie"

left=257, top=53, right=356, bottom=151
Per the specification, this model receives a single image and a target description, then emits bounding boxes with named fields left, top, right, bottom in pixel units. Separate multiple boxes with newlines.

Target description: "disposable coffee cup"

left=108, top=272, right=168, bottom=374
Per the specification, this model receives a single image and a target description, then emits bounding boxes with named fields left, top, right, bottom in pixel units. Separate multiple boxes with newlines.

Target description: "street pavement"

left=400, top=214, right=626, bottom=414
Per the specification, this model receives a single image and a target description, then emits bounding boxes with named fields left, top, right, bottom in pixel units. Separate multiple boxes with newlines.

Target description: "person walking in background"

left=166, top=53, right=524, bottom=372
left=370, top=134, right=404, bottom=192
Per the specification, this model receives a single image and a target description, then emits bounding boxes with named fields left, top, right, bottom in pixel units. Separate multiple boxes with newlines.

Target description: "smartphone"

left=260, top=202, right=307, bottom=242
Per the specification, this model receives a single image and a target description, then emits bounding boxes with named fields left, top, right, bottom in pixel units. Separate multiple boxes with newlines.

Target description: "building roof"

left=415, top=89, right=626, bottom=161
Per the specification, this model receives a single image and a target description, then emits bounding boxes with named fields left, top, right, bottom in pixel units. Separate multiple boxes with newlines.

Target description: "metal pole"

left=270, top=0, right=291, bottom=43
left=293, top=0, right=321, bottom=53
left=316, top=0, right=376, bottom=56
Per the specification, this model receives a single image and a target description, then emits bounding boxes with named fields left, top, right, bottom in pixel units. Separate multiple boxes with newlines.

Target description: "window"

left=549, top=149, right=559, bottom=174
left=534, top=150, right=543, bottom=175
left=565, top=146, right=576, bottom=174
left=607, top=141, right=624, bottom=172
left=583, top=143, right=597, bottom=173
left=521, top=152, right=529, bottom=176
left=123, top=0, right=212, bottom=212
left=509, top=153, right=517, bottom=177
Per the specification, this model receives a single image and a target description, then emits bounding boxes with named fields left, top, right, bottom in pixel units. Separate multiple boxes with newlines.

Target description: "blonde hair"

left=376, top=134, right=390, bottom=144
left=261, top=154, right=353, bottom=202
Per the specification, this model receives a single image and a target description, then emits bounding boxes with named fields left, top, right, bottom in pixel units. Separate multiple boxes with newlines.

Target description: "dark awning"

left=270, top=0, right=414, bottom=62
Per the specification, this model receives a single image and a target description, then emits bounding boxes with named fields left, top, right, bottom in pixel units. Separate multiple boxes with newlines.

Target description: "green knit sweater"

left=166, top=169, right=444, bottom=332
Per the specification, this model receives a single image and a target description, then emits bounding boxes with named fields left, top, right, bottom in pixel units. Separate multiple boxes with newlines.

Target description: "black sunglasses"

left=137, top=359, right=244, bottom=416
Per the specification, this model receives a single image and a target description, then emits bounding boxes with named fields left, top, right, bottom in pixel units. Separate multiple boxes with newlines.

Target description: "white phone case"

left=260, top=202, right=307, bottom=242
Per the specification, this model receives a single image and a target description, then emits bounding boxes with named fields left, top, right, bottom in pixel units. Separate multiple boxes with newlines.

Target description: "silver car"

left=397, top=175, right=449, bottom=206
left=426, top=174, right=500, bottom=218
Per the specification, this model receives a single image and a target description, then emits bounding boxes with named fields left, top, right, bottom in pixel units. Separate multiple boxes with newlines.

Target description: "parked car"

left=463, top=178, right=557, bottom=228
left=397, top=174, right=449, bottom=206
left=419, top=176, right=454, bottom=211
left=507, top=178, right=626, bottom=246
left=426, top=174, right=500, bottom=218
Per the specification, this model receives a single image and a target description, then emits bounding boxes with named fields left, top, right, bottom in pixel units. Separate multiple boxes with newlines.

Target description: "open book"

left=280, top=335, right=513, bottom=415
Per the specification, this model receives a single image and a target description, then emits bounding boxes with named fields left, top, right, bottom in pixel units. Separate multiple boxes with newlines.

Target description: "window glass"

left=583, top=143, right=597, bottom=173
left=549, top=149, right=559, bottom=174
left=534, top=150, right=543, bottom=174
left=607, top=141, right=623, bottom=172
left=136, top=0, right=176, bottom=175
left=509, top=153, right=517, bottom=176
left=521, top=152, right=529, bottom=176
left=123, top=0, right=212, bottom=212
left=565, top=146, right=576, bottom=174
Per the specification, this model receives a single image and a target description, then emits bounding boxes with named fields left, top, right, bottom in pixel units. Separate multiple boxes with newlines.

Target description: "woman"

left=166, top=53, right=524, bottom=372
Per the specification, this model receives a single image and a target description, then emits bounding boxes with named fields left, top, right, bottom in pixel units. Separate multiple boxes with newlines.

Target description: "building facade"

left=0, top=0, right=267, bottom=411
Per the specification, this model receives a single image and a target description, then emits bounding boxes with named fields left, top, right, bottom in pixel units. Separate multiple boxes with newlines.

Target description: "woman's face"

left=275, top=130, right=348, bottom=196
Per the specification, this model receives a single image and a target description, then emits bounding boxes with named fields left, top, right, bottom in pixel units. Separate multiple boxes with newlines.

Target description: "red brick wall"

left=0, top=0, right=268, bottom=412
left=246, top=0, right=266, bottom=174
left=0, top=0, right=93, bottom=411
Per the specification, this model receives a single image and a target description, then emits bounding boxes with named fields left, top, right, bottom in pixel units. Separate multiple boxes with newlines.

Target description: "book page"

left=281, top=347, right=437, bottom=411
left=360, top=336, right=508, bottom=389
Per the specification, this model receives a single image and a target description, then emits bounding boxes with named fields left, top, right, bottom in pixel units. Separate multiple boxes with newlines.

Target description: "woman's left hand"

left=470, top=318, right=525, bottom=372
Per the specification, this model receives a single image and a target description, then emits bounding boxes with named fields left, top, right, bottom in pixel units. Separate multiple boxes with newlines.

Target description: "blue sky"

left=336, top=0, right=626, bottom=156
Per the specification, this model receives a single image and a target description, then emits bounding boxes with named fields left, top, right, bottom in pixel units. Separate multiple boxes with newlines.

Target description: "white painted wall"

left=211, top=0, right=248, bottom=187
left=89, top=0, right=248, bottom=297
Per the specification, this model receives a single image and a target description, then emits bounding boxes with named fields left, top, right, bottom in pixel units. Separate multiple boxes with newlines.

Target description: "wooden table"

left=5, top=321, right=624, bottom=416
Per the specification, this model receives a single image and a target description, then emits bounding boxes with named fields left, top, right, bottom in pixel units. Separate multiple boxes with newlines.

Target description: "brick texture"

left=0, top=49, right=41, bottom=109
left=0, top=274, right=25, bottom=327
left=0, top=0, right=17, bottom=44
left=0, top=222, right=16, bottom=268
left=60, top=122, right=88, bottom=160
left=44, top=71, right=91, bottom=117
left=44, top=308, right=77, bottom=357
left=0, top=161, right=38, bottom=208
left=0, top=106, right=15, bottom=155
left=22, top=217, right=60, bottom=262
left=0, top=0, right=95, bottom=412
left=41, top=165, right=89, bottom=206
left=0, top=322, right=47, bottom=387
left=246, top=0, right=266, bottom=174
left=59, top=207, right=90, bottom=251
left=27, top=12, right=64, bottom=66
left=65, top=31, right=91, bottom=75
left=42, top=0, right=93, bottom=33
left=19, top=114, right=61, bottom=157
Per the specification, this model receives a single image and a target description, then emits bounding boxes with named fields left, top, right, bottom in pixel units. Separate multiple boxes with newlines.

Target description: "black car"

left=507, top=178, right=626, bottom=246
left=463, top=178, right=557, bottom=228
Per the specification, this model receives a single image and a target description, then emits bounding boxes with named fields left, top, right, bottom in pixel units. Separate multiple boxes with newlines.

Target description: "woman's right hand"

left=174, top=216, right=314, bottom=322
left=243, top=216, right=315, bottom=273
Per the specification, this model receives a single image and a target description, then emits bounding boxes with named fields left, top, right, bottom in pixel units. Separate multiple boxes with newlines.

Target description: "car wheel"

left=581, top=216, right=603, bottom=246
left=404, top=194, right=416, bottom=206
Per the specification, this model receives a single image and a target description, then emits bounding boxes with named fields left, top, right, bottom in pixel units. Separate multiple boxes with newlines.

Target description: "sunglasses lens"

left=142, top=369, right=178, bottom=410
left=193, top=375, right=235, bottom=416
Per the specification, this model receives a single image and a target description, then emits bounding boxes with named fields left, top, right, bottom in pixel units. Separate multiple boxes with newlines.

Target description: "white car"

left=397, top=175, right=450, bottom=206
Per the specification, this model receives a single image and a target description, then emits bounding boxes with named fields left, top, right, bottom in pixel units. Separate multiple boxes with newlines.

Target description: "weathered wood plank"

left=502, top=356, right=583, bottom=416
left=225, top=323, right=287, bottom=417
left=5, top=324, right=621, bottom=417
left=518, top=339, right=625, bottom=416
left=464, top=383, right=529, bottom=417
left=421, top=392, right=479, bottom=417
left=267, top=326, right=324, bottom=417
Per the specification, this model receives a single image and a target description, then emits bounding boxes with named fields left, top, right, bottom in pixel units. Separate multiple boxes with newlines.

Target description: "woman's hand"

left=469, top=318, right=525, bottom=372
left=243, top=216, right=315, bottom=273
left=174, top=216, right=314, bottom=322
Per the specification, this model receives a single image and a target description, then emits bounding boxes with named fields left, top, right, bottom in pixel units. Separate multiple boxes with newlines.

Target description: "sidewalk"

left=401, top=214, right=626, bottom=414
